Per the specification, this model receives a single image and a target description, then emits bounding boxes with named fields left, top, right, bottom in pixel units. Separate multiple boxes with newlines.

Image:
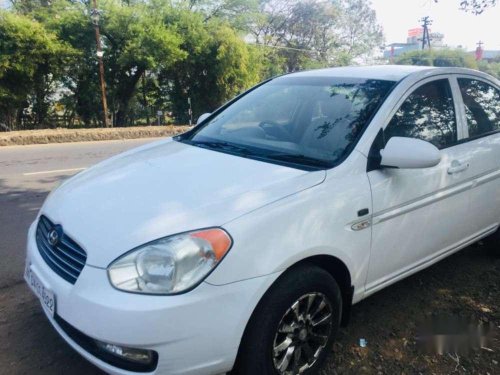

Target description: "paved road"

left=0, top=139, right=154, bottom=289
left=0, top=139, right=154, bottom=374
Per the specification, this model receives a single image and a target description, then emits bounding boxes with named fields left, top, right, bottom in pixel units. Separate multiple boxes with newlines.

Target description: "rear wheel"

left=233, top=265, right=342, bottom=375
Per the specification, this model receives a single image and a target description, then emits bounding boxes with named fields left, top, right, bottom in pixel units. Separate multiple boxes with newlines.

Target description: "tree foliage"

left=160, top=9, right=261, bottom=122
left=433, top=0, right=497, bottom=14
left=0, top=0, right=384, bottom=129
left=394, top=49, right=478, bottom=69
left=394, top=48, right=500, bottom=80
left=478, top=59, right=500, bottom=78
left=250, top=0, right=383, bottom=72
left=0, top=10, right=77, bottom=128
left=458, top=0, right=497, bottom=14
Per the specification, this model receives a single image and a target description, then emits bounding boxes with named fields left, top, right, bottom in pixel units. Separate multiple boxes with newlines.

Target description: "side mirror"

left=380, top=137, right=441, bottom=169
left=196, top=113, right=211, bottom=125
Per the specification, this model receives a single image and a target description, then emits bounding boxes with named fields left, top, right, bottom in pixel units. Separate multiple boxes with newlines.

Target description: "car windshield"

left=179, top=76, right=395, bottom=169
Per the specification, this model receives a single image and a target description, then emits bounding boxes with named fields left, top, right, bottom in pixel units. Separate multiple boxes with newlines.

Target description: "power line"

left=246, top=42, right=319, bottom=54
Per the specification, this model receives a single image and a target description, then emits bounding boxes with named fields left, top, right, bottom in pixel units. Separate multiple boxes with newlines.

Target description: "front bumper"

left=25, top=222, right=280, bottom=375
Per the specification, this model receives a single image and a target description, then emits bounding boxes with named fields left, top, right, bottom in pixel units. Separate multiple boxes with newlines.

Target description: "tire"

left=233, top=264, right=342, bottom=375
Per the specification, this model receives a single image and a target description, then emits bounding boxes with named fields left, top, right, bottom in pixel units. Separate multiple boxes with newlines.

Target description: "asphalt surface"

left=0, top=139, right=154, bottom=290
left=0, top=139, right=155, bottom=374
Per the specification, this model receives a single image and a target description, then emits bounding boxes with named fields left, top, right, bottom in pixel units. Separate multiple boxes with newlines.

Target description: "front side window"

left=458, top=78, right=500, bottom=138
left=384, top=79, right=457, bottom=149
left=180, top=77, right=395, bottom=169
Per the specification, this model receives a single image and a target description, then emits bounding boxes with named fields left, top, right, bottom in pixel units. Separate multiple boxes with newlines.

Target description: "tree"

left=1, top=0, right=387, bottom=129
left=336, top=0, right=383, bottom=62
left=250, top=0, right=339, bottom=71
left=37, top=0, right=186, bottom=126
left=35, top=0, right=102, bottom=126
left=160, top=8, right=262, bottom=122
left=0, top=11, right=77, bottom=129
left=394, top=49, right=478, bottom=69
left=249, top=0, right=383, bottom=72
left=186, top=0, right=259, bottom=30
left=434, top=0, right=497, bottom=14
left=102, top=0, right=186, bottom=125
left=457, top=0, right=497, bottom=14
left=478, top=59, right=500, bottom=78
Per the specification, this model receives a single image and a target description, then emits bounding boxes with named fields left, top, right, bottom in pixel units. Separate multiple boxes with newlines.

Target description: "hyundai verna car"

left=24, top=66, right=500, bottom=375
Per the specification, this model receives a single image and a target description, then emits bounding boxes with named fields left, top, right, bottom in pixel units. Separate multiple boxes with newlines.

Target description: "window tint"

left=183, top=77, right=394, bottom=168
left=221, top=86, right=300, bottom=131
left=385, top=79, right=457, bottom=149
left=458, top=78, right=500, bottom=138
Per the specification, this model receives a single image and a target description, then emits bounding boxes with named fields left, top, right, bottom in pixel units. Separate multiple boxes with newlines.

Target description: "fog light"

left=95, top=341, right=154, bottom=364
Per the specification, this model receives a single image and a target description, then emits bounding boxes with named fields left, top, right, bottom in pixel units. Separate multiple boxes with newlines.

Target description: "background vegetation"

left=0, top=0, right=498, bottom=130
left=0, top=0, right=383, bottom=130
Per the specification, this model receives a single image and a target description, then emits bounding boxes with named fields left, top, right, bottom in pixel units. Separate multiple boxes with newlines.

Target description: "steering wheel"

left=258, top=121, right=292, bottom=141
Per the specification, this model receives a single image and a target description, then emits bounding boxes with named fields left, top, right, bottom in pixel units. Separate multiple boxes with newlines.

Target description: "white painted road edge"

left=23, top=167, right=87, bottom=176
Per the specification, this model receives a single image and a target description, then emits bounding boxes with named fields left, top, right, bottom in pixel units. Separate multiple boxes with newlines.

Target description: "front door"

left=365, top=77, right=474, bottom=295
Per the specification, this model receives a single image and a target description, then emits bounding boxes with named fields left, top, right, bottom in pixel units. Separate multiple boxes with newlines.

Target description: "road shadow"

left=0, top=175, right=104, bottom=374
left=0, top=175, right=69, bottom=289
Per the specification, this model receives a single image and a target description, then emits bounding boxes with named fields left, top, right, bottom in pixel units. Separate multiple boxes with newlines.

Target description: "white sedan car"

left=25, top=66, right=499, bottom=375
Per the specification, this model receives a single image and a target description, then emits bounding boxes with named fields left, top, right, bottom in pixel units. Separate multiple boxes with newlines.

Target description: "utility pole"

left=90, top=0, right=110, bottom=127
left=187, top=97, right=193, bottom=126
left=475, top=41, right=484, bottom=61
left=419, top=16, right=433, bottom=50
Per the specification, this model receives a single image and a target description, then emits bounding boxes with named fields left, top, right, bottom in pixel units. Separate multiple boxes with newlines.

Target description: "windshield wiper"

left=186, top=139, right=330, bottom=169
left=264, top=153, right=331, bottom=169
left=189, top=140, right=257, bottom=156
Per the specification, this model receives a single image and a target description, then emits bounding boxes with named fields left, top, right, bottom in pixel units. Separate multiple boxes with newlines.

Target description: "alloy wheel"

left=272, top=292, right=333, bottom=375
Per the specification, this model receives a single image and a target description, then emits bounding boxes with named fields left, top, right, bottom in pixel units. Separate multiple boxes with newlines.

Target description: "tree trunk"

left=33, top=66, right=51, bottom=128
left=142, top=72, right=150, bottom=125
left=115, top=68, right=145, bottom=127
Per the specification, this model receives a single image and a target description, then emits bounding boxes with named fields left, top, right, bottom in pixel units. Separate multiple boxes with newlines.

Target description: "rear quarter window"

left=457, top=78, right=500, bottom=138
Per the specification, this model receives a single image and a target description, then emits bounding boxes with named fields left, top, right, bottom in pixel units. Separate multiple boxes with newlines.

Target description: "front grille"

left=36, top=216, right=87, bottom=284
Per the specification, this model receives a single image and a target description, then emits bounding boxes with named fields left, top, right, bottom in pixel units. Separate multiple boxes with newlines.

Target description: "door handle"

left=447, top=160, right=469, bottom=175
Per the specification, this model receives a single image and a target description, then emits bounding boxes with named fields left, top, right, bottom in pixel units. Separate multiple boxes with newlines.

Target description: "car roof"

left=284, top=65, right=435, bottom=82
left=276, top=65, right=500, bottom=86
left=285, top=65, right=495, bottom=82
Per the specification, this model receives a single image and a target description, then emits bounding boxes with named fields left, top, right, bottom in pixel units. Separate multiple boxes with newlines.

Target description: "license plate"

left=25, top=263, right=56, bottom=317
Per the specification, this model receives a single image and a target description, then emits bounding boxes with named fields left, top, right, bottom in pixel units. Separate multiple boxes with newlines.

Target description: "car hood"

left=40, top=138, right=325, bottom=267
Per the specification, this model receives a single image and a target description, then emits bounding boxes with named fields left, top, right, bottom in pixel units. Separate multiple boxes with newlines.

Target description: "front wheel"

left=233, top=265, right=342, bottom=375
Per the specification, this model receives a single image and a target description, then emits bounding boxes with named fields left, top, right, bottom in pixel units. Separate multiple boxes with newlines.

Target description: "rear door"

left=365, top=76, right=474, bottom=295
left=453, top=75, right=500, bottom=236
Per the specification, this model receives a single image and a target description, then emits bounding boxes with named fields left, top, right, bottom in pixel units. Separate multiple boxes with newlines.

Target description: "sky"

left=371, top=0, right=500, bottom=51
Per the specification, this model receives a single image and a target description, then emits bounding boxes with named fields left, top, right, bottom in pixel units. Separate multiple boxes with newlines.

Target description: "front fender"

left=206, top=153, right=372, bottom=304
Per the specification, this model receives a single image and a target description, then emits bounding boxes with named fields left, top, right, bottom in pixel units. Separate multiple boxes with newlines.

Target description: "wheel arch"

left=297, top=255, right=353, bottom=327
left=243, top=254, right=353, bottom=344
left=232, top=254, right=353, bottom=373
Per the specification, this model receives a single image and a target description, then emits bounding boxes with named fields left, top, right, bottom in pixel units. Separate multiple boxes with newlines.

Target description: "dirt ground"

left=0, top=241, right=498, bottom=375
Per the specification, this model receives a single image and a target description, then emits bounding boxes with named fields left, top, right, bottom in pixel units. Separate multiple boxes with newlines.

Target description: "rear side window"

left=384, top=79, right=457, bottom=149
left=458, top=78, right=500, bottom=138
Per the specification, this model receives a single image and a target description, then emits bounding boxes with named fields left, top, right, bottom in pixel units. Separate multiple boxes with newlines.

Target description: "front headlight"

left=108, top=228, right=232, bottom=295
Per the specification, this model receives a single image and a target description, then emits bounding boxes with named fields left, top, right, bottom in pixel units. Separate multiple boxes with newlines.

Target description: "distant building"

left=383, top=27, right=446, bottom=60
